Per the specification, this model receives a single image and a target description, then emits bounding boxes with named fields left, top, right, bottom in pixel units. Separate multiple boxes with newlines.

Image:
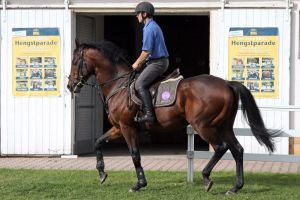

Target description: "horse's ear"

left=75, top=38, right=80, bottom=49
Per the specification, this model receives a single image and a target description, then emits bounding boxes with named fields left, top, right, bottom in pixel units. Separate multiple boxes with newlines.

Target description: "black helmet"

left=135, top=2, right=155, bottom=16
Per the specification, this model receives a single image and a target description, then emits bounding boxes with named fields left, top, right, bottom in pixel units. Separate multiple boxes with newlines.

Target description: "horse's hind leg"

left=95, top=126, right=122, bottom=184
left=226, top=137, right=244, bottom=195
left=190, top=125, right=229, bottom=192
left=202, top=142, right=229, bottom=192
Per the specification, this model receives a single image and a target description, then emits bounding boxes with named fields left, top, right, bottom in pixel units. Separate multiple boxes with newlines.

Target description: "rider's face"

left=136, top=12, right=143, bottom=23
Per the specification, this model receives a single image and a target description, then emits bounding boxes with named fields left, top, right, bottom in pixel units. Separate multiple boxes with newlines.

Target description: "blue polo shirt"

left=142, top=19, right=169, bottom=60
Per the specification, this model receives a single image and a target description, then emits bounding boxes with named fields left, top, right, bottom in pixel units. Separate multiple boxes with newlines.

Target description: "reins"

left=84, top=71, right=134, bottom=114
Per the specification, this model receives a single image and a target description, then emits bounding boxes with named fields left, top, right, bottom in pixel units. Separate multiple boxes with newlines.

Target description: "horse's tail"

left=227, top=81, right=278, bottom=153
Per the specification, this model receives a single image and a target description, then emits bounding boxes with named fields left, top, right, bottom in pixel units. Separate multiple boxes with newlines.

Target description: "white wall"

left=210, top=9, right=291, bottom=154
left=214, top=9, right=290, bottom=130
left=0, top=9, right=73, bottom=155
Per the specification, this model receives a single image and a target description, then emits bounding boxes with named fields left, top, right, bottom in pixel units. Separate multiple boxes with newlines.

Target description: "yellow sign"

left=12, top=28, right=60, bottom=96
left=228, top=28, right=278, bottom=98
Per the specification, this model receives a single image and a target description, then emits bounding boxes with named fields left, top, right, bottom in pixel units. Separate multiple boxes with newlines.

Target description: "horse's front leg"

left=121, top=124, right=147, bottom=192
left=95, top=126, right=121, bottom=184
left=129, top=148, right=147, bottom=192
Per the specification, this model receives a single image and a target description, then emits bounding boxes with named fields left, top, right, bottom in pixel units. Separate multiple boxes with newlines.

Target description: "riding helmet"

left=135, top=1, right=155, bottom=16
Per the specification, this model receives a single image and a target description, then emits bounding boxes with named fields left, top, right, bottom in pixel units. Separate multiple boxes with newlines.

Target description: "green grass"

left=0, top=169, right=299, bottom=200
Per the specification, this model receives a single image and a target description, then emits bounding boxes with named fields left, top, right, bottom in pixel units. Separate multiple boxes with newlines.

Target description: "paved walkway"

left=1, top=151, right=300, bottom=173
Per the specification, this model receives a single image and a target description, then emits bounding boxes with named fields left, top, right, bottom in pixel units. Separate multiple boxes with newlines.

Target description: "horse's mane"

left=79, top=40, right=129, bottom=66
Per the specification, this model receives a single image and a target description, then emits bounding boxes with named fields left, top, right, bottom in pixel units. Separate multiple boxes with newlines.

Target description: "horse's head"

left=67, top=39, right=133, bottom=93
left=67, top=39, right=92, bottom=93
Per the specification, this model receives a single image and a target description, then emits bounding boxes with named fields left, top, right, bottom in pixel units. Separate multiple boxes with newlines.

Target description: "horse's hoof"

left=129, top=182, right=147, bottom=192
left=225, top=190, right=236, bottom=195
left=129, top=188, right=139, bottom=193
left=129, top=186, right=141, bottom=193
left=100, top=172, right=108, bottom=184
left=204, top=180, right=213, bottom=192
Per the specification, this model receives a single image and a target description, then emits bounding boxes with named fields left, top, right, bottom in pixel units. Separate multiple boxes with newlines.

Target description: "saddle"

left=130, top=68, right=183, bottom=107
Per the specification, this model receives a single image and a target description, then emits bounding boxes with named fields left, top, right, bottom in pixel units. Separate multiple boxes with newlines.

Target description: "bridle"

left=68, top=48, right=136, bottom=113
left=67, top=50, right=89, bottom=93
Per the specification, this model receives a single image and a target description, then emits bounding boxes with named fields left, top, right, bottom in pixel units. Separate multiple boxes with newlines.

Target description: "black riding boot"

left=137, top=89, right=156, bottom=123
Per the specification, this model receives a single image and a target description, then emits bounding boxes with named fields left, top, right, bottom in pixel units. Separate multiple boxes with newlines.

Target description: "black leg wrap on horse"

left=96, top=159, right=105, bottom=171
left=130, top=167, right=147, bottom=192
left=96, top=149, right=107, bottom=184
left=96, top=149, right=105, bottom=168
left=131, top=151, right=141, bottom=167
left=96, top=159, right=108, bottom=184
left=136, top=167, right=146, bottom=182
left=130, top=150, right=147, bottom=192
left=98, top=171, right=108, bottom=184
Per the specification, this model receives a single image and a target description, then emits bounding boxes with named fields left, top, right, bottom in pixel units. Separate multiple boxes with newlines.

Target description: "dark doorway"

left=156, top=16, right=210, bottom=77
left=104, top=15, right=210, bottom=78
left=103, top=16, right=136, bottom=63
left=103, top=15, right=209, bottom=148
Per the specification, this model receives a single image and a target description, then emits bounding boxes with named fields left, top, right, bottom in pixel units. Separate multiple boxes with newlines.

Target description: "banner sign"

left=228, top=27, right=278, bottom=98
left=12, top=28, right=60, bottom=96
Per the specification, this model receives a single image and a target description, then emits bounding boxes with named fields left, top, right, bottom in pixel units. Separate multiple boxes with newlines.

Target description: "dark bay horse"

left=67, top=40, right=277, bottom=194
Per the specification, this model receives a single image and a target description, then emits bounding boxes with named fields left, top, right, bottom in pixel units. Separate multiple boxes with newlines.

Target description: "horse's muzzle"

left=67, top=80, right=82, bottom=93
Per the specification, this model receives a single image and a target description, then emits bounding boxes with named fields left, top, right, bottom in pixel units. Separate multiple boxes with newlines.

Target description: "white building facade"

left=1, top=0, right=300, bottom=155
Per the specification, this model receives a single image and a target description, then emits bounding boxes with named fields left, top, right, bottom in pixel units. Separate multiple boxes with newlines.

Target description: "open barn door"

left=74, top=16, right=103, bottom=154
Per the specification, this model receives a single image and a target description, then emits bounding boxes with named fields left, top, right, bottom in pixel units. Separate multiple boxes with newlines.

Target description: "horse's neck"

left=117, top=64, right=131, bottom=76
left=95, top=63, right=130, bottom=97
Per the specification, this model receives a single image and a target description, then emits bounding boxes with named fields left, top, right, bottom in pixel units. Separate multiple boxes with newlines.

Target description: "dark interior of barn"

left=102, top=15, right=210, bottom=150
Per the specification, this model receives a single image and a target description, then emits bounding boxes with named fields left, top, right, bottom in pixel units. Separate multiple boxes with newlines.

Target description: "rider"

left=133, top=1, right=169, bottom=124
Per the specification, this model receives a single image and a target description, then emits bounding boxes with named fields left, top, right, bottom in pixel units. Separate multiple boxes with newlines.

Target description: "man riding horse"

left=67, top=1, right=279, bottom=194
left=133, top=1, right=169, bottom=124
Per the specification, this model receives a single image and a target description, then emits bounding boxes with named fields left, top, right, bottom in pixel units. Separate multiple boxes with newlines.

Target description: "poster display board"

left=12, top=28, right=60, bottom=96
left=228, top=27, right=278, bottom=98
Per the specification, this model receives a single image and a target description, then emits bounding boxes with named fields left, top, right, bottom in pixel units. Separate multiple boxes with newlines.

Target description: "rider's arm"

left=132, top=50, right=150, bottom=70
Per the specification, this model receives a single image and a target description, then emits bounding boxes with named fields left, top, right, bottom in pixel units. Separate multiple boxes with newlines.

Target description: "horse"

left=67, top=39, right=278, bottom=195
